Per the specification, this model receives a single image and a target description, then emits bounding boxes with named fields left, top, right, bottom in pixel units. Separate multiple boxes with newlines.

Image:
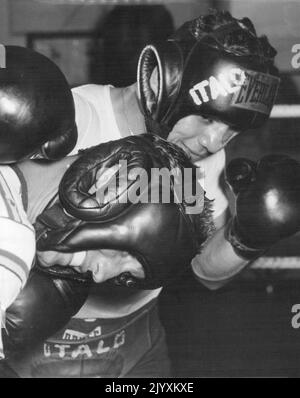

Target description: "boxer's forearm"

left=0, top=269, right=22, bottom=308
left=191, top=224, right=249, bottom=289
left=0, top=219, right=35, bottom=355
left=37, top=251, right=86, bottom=268
left=0, top=268, right=23, bottom=358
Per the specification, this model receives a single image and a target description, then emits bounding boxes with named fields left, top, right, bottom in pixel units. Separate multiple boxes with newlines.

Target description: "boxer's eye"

left=202, top=117, right=213, bottom=124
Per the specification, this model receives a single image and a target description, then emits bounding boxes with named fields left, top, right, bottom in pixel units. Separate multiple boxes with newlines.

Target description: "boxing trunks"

left=7, top=298, right=170, bottom=378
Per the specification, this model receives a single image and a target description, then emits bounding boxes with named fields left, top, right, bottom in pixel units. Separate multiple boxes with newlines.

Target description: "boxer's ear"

left=149, top=67, right=159, bottom=98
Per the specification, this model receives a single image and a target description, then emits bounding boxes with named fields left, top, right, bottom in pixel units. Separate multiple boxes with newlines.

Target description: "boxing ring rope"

left=252, top=257, right=300, bottom=269
left=250, top=104, right=300, bottom=270
left=271, top=105, right=300, bottom=119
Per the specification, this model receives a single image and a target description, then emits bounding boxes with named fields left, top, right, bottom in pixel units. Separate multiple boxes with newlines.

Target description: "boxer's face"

left=37, top=249, right=144, bottom=284
left=167, top=115, right=239, bottom=162
left=148, top=68, right=239, bottom=162
left=80, top=249, right=145, bottom=283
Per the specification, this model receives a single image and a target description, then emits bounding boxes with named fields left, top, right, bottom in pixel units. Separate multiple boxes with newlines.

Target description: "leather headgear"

left=0, top=46, right=77, bottom=163
left=138, top=19, right=280, bottom=138
left=35, top=135, right=214, bottom=289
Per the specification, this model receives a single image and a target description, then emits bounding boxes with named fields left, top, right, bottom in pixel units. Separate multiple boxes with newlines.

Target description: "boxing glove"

left=36, top=134, right=213, bottom=289
left=225, top=154, right=300, bottom=259
left=0, top=46, right=77, bottom=163
left=3, top=267, right=90, bottom=358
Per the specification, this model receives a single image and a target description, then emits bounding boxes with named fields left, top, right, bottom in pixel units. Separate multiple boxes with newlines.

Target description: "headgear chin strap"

left=137, top=20, right=280, bottom=137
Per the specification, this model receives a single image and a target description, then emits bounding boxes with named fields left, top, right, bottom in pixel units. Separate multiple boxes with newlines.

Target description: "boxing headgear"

left=0, top=46, right=77, bottom=163
left=138, top=19, right=280, bottom=138
left=35, top=135, right=214, bottom=289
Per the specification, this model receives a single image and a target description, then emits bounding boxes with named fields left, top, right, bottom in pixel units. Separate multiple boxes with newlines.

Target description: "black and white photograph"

left=0, top=0, right=300, bottom=380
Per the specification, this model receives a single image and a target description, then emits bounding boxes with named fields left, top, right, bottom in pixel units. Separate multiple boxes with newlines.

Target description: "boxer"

left=0, top=45, right=77, bottom=360
left=2, top=133, right=214, bottom=373
left=0, top=10, right=291, bottom=377
left=4, top=144, right=300, bottom=377
left=68, top=10, right=280, bottom=291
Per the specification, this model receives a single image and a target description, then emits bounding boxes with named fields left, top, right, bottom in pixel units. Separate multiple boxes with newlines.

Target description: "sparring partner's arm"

left=190, top=149, right=242, bottom=290
left=0, top=168, right=35, bottom=358
left=192, top=153, right=300, bottom=290
left=191, top=190, right=245, bottom=286
left=191, top=216, right=248, bottom=290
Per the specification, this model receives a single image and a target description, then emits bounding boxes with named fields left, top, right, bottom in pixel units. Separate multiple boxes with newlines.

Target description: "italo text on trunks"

left=94, top=160, right=204, bottom=214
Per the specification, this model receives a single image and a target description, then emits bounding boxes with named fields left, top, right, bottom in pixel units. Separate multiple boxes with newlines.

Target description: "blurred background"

left=2, top=0, right=300, bottom=377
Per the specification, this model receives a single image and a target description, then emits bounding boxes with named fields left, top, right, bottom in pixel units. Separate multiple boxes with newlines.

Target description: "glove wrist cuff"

left=225, top=218, right=266, bottom=260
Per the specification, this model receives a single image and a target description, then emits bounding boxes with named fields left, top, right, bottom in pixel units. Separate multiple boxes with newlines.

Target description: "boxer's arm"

left=191, top=204, right=249, bottom=290
left=0, top=269, right=22, bottom=358
left=192, top=154, right=300, bottom=290
left=37, top=251, right=86, bottom=268
left=0, top=168, right=36, bottom=357
left=191, top=218, right=249, bottom=290
left=0, top=219, right=35, bottom=358
left=191, top=150, right=245, bottom=289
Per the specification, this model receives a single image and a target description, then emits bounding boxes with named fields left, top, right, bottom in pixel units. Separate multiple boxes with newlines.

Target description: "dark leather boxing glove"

left=3, top=267, right=90, bottom=358
left=36, top=134, right=212, bottom=289
left=225, top=154, right=300, bottom=259
left=0, top=46, right=77, bottom=163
